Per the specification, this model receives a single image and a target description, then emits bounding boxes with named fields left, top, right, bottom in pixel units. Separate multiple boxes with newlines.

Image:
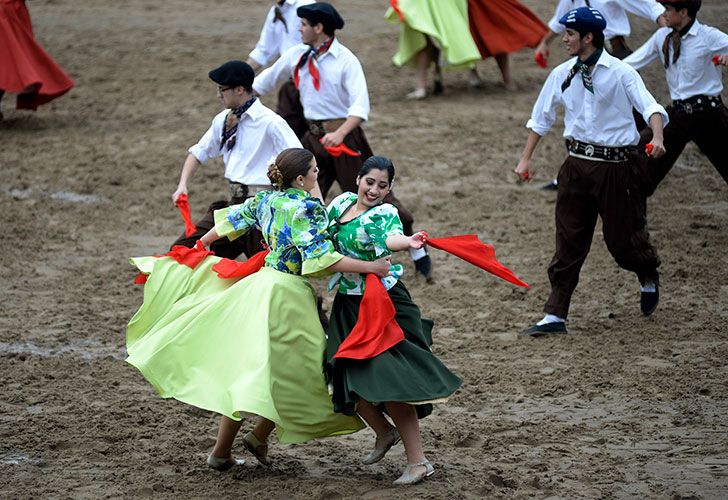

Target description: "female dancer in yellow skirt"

left=126, top=148, right=390, bottom=470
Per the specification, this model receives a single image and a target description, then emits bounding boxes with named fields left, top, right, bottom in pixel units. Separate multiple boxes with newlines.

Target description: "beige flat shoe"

left=405, top=88, right=426, bottom=100
left=243, top=431, right=271, bottom=466
left=362, top=428, right=401, bottom=465
left=206, top=454, right=245, bottom=471
left=393, top=459, right=435, bottom=485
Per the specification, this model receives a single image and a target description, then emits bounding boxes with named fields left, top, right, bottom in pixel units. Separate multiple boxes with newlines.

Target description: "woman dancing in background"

left=126, top=148, right=390, bottom=470
left=386, top=0, right=546, bottom=97
left=325, top=156, right=461, bottom=485
left=467, top=0, right=548, bottom=90
left=0, top=0, right=74, bottom=118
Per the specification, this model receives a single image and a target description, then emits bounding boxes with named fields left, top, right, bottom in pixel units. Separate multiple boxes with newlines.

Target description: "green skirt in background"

left=127, top=256, right=364, bottom=444
left=326, top=280, right=461, bottom=419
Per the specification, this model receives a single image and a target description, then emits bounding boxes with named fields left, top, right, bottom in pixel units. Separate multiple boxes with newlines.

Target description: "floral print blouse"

left=326, top=192, right=404, bottom=295
left=214, top=188, right=342, bottom=276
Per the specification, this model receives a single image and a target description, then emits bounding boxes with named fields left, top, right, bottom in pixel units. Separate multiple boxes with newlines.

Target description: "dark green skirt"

left=326, top=281, right=462, bottom=418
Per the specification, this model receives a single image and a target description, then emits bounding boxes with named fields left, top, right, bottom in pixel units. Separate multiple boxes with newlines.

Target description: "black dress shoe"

left=520, top=322, right=568, bottom=337
left=541, top=179, right=558, bottom=191
left=414, top=254, right=433, bottom=283
left=640, top=283, right=659, bottom=316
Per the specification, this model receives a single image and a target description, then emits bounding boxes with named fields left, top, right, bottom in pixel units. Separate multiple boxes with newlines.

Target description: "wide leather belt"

left=306, top=118, right=346, bottom=136
left=673, top=95, right=722, bottom=114
left=229, top=182, right=270, bottom=199
left=567, top=140, right=635, bottom=163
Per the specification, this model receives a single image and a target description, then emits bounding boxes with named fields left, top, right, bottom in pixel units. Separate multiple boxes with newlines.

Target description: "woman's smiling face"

left=356, top=168, right=391, bottom=208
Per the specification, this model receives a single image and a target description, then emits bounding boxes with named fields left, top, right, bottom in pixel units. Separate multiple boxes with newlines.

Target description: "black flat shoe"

left=640, top=283, right=659, bottom=316
left=520, top=322, right=568, bottom=337
left=541, top=179, right=558, bottom=191
left=414, top=254, right=433, bottom=283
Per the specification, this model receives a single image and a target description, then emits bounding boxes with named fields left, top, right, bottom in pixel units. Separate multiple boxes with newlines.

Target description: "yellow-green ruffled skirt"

left=126, top=256, right=363, bottom=444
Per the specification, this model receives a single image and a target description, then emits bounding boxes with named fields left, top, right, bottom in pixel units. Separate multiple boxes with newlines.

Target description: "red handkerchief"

left=390, top=0, right=405, bottom=23
left=320, top=139, right=361, bottom=158
left=426, top=234, right=529, bottom=288
left=165, top=244, right=214, bottom=269
left=334, top=274, right=405, bottom=360
left=212, top=250, right=269, bottom=279
left=176, top=194, right=197, bottom=237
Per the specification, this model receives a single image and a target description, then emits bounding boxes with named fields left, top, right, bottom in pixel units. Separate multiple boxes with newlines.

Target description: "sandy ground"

left=1, top=0, right=727, bottom=498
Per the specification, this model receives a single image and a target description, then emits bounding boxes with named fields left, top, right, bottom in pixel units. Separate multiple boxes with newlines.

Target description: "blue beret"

left=298, top=2, right=345, bottom=32
left=559, top=7, right=607, bottom=35
left=208, top=61, right=254, bottom=88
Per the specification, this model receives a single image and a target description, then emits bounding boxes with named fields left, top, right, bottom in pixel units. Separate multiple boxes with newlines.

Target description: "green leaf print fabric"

left=326, top=192, right=404, bottom=295
left=214, top=188, right=343, bottom=276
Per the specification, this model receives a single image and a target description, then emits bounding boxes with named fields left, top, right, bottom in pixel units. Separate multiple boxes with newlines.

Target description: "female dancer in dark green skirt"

left=325, top=156, right=462, bottom=485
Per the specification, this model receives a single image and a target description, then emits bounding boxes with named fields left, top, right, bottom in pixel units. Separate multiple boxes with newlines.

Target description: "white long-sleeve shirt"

left=527, top=50, right=668, bottom=147
left=189, top=99, right=302, bottom=185
left=253, top=38, right=370, bottom=121
left=547, top=0, right=664, bottom=39
left=248, top=0, right=315, bottom=67
left=623, top=20, right=728, bottom=101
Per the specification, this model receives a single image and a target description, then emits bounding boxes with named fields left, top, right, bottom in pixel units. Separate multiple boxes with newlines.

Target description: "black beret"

left=297, top=2, right=344, bottom=33
left=208, top=60, right=254, bottom=89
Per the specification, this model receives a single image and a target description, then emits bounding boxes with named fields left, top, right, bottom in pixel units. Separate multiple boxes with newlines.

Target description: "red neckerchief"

left=294, top=37, right=334, bottom=91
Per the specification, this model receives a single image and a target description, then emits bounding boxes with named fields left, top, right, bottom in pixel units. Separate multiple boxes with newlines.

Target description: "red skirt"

left=0, top=0, right=74, bottom=110
left=467, top=0, right=547, bottom=58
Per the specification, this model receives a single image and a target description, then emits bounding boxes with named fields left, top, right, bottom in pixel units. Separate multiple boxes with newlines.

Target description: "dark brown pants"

left=276, top=80, right=308, bottom=139
left=544, top=156, right=660, bottom=319
left=638, top=103, right=728, bottom=196
left=171, top=197, right=265, bottom=260
left=302, top=126, right=416, bottom=235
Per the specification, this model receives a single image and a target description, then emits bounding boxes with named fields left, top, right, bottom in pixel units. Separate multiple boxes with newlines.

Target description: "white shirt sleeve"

left=248, top=7, right=278, bottom=67
left=706, top=26, right=728, bottom=56
left=342, top=57, right=370, bottom=121
left=269, top=119, right=303, bottom=152
left=526, top=68, right=565, bottom=136
left=188, top=119, right=222, bottom=164
left=623, top=29, right=663, bottom=70
left=253, top=47, right=296, bottom=96
left=617, top=0, right=664, bottom=23
left=622, top=65, right=668, bottom=127
left=547, top=0, right=572, bottom=34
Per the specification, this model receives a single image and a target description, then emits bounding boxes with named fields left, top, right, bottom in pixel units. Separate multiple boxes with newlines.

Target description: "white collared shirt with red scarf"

left=253, top=38, right=370, bottom=122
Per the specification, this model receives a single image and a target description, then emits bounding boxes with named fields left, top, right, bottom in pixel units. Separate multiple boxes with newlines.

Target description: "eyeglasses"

left=217, top=86, right=235, bottom=94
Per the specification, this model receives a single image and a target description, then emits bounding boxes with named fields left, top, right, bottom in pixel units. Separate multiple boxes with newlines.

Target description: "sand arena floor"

left=1, top=1, right=727, bottom=498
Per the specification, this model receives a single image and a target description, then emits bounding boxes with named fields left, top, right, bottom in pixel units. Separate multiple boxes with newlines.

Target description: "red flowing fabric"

left=467, top=0, right=547, bottom=58
left=0, top=0, right=74, bottom=110
left=175, top=194, right=197, bottom=237
left=133, top=242, right=214, bottom=284
left=390, top=0, right=405, bottom=23
left=425, top=234, right=529, bottom=288
left=165, top=243, right=214, bottom=268
left=321, top=140, right=361, bottom=158
left=334, top=274, right=405, bottom=360
left=212, top=250, right=269, bottom=279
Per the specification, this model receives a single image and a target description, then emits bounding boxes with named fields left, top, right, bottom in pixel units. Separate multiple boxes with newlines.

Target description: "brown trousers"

left=544, top=156, right=660, bottom=319
left=276, top=80, right=308, bottom=139
left=638, top=102, right=728, bottom=196
left=171, top=197, right=265, bottom=260
left=302, top=125, right=416, bottom=235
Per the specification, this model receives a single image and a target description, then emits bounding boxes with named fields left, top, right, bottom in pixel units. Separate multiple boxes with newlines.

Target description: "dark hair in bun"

left=267, top=148, right=314, bottom=189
